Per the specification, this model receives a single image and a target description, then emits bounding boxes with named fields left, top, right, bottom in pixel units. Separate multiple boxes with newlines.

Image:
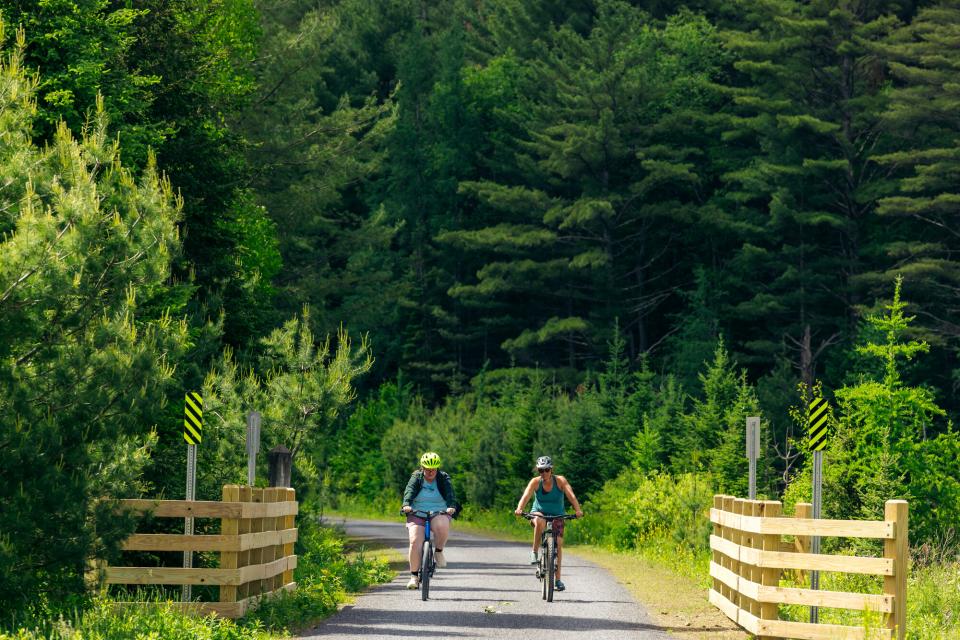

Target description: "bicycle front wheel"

left=545, top=534, right=555, bottom=602
left=540, top=547, right=547, bottom=600
left=421, top=541, right=433, bottom=601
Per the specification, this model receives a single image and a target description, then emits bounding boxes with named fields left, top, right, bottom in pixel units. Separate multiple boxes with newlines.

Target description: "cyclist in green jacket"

left=514, top=455, right=583, bottom=591
left=401, top=451, right=458, bottom=589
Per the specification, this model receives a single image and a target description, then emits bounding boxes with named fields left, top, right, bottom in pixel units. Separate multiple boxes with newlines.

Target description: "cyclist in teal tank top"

left=514, top=455, right=583, bottom=591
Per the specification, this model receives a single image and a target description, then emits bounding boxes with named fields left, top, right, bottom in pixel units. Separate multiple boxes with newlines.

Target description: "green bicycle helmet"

left=420, top=451, right=442, bottom=469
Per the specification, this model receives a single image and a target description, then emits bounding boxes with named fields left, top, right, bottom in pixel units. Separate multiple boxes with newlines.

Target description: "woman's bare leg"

left=431, top=515, right=451, bottom=549
left=406, top=522, right=425, bottom=571
left=531, top=514, right=546, bottom=553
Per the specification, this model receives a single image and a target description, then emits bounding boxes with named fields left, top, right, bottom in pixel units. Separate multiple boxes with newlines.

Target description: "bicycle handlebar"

left=519, top=511, right=580, bottom=520
left=401, top=509, right=448, bottom=519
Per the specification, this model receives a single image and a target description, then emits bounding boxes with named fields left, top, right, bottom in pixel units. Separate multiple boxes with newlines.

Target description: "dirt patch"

left=568, top=546, right=747, bottom=640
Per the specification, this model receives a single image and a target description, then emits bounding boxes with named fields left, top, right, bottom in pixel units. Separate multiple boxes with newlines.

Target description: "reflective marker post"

left=811, top=448, right=823, bottom=623
left=247, top=411, right=261, bottom=487
left=746, top=416, right=760, bottom=499
left=808, top=397, right=829, bottom=624
left=183, top=443, right=196, bottom=603
left=183, top=392, right=203, bottom=603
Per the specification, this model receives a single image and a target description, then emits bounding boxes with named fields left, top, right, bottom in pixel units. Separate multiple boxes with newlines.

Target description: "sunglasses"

left=537, top=468, right=552, bottom=474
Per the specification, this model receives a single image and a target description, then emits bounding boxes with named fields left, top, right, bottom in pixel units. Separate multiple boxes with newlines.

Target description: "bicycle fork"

left=420, top=519, right=432, bottom=580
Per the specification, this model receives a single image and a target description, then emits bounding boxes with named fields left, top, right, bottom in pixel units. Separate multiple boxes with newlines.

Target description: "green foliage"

left=786, top=279, right=960, bottom=542
left=0, top=519, right=392, bottom=639
left=450, top=3, right=728, bottom=372
left=874, top=3, right=960, bottom=387
left=371, top=335, right=760, bottom=528
left=199, top=309, right=374, bottom=496
left=906, top=561, right=960, bottom=640
left=580, top=472, right=715, bottom=552
left=0, top=598, right=272, bottom=640
left=327, top=380, right=414, bottom=502
left=0, top=0, right=156, bottom=152
left=715, top=0, right=907, bottom=377
left=0, top=33, right=189, bottom=616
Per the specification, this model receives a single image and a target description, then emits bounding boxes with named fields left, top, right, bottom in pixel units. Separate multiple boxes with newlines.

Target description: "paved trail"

left=301, top=518, right=673, bottom=640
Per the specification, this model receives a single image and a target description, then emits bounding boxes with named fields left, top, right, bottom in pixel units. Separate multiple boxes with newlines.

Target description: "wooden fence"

left=103, top=485, right=298, bottom=618
left=709, top=495, right=908, bottom=640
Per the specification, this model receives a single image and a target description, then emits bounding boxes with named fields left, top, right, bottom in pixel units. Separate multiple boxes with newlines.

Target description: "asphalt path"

left=300, top=517, right=674, bottom=639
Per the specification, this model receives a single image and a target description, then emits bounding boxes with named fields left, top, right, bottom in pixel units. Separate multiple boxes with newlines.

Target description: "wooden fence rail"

left=709, top=495, right=907, bottom=640
left=103, top=484, right=298, bottom=618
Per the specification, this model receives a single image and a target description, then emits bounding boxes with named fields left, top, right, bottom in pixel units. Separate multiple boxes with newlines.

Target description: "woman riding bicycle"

left=401, top=451, right=458, bottom=589
left=514, top=455, right=583, bottom=591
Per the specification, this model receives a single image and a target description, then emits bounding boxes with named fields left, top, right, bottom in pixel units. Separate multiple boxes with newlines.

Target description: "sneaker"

left=555, top=580, right=566, bottom=591
left=406, top=575, right=418, bottom=590
left=435, top=551, right=446, bottom=568
left=530, top=550, right=538, bottom=564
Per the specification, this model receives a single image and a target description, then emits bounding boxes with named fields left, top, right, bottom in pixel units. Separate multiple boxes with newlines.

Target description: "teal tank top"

left=532, top=477, right=564, bottom=515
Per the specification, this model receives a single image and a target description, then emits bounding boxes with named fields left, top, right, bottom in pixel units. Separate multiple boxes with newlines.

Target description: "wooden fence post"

left=884, top=500, right=908, bottom=640
left=282, top=488, right=296, bottom=587
left=747, top=501, right=762, bottom=619
left=793, top=502, right=812, bottom=585
left=238, top=485, right=253, bottom=600
left=250, top=487, right=265, bottom=596
left=733, top=498, right=746, bottom=612
left=220, top=484, right=241, bottom=606
left=759, top=500, right=782, bottom=639
left=722, top=496, right=736, bottom=606
left=712, top=495, right=724, bottom=601
left=264, top=487, right=279, bottom=593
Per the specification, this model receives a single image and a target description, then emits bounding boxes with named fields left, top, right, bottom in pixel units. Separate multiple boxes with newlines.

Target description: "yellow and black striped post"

left=807, top=396, right=830, bottom=622
left=184, top=392, right=203, bottom=445
left=183, top=391, right=202, bottom=602
left=808, top=397, right=829, bottom=451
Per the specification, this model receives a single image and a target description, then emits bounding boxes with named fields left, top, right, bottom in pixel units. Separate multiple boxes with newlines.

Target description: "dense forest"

left=3, top=0, right=960, bottom=625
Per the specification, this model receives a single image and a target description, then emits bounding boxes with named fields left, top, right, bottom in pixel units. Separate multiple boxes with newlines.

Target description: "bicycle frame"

left=521, top=512, right=577, bottom=602
left=404, top=509, right=445, bottom=600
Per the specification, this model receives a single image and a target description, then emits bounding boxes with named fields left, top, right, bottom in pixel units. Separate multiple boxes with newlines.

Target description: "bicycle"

left=402, top=509, right=446, bottom=600
left=521, top=512, right=578, bottom=602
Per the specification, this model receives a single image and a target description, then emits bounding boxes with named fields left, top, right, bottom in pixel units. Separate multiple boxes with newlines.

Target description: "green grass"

left=0, top=520, right=393, bottom=640
left=776, top=560, right=960, bottom=640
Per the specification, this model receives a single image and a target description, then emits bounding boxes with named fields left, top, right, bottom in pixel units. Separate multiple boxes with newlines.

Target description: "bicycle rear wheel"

left=421, top=541, right=433, bottom=601
left=545, top=534, right=555, bottom=602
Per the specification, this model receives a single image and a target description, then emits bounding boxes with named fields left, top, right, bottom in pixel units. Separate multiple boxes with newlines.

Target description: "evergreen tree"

left=0, top=34, right=190, bottom=612
left=257, top=310, right=374, bottom=485
left=716, top=0, right=908, bottom=379
left=451, top=3, right=726, bottom=371
left=594, top=320, right=656, bottom=478
left=786, top=278, right=960, bottom=541
left=241, top=0, right=400, bottom=369
left=875, top=1, right=960, bottom=403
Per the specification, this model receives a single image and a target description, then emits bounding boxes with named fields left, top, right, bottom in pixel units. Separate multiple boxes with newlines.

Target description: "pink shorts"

left=531, top=515, right=565, bottom=537
left=406, top=513, right=450, bottom=526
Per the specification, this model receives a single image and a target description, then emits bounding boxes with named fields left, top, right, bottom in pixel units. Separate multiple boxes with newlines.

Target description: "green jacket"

left=403, top=469, right=460, bottom=516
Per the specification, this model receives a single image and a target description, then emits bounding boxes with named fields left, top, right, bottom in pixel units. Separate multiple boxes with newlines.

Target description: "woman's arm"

left=557, top=476, right=584, bottom=517
left=440, top=472, right=458, bottom=515
left=514, top=477, right=538, bottom=514
left=401, top=471, right=421, bottom=508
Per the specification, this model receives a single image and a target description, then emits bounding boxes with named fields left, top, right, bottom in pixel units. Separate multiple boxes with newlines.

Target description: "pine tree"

left=0, top=32, right=190, bottom=612
left=716, top=0, right=908, bottom=377
left=786, top=278, right=960, bottom=541
left=450, top=3, right=727, bottom=371
left=874, top=1, right=960, bottom=400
